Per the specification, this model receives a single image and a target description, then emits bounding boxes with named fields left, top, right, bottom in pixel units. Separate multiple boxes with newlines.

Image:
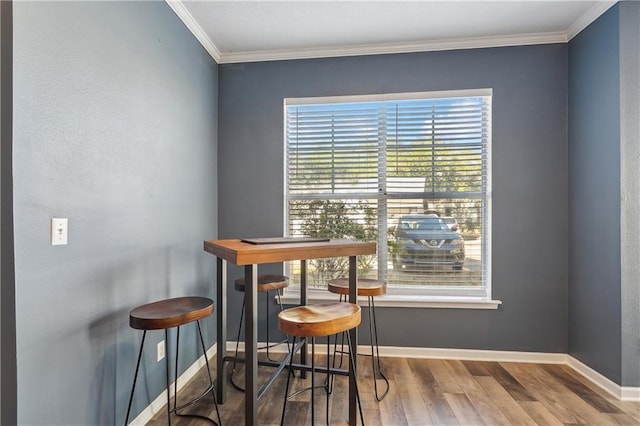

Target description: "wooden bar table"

left=203, top=238, right=377, bottom=426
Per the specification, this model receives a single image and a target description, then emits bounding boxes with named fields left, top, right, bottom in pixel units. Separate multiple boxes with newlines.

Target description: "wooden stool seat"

left=129, top=296, right=214, bottom=330
left=125, top=296, right=221, bottom=425
left=233, top=274, right=289, bottom=292
left=328, top=278, right=387, bottom=297
left=278, top=303, right=361, bottom=338
left=278, top=302, right=365, bottom=425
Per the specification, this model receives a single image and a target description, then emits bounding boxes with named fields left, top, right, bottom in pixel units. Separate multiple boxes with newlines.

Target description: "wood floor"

left=147, top=353, right=640, bottom=425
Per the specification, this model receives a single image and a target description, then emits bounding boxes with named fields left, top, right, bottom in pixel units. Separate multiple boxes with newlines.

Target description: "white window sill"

left=279, top=289, right=502, bottom=310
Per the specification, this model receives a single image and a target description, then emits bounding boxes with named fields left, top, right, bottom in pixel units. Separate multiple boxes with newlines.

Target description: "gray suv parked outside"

left=391, top=214, right=465, bottom=270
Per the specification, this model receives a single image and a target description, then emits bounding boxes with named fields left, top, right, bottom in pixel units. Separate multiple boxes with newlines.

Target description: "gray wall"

left=619, top=1, right=640, bottom=388
left=219, top=45, right=570, bottom=353
left=6, top=4, right=635, bottom=425
left=12, top=2, right=218, bottom=424
left=568, top=3, right=628, bottom=386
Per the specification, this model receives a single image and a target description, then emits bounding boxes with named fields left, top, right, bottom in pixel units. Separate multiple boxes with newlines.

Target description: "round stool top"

left=130, top=297, right=214, bottom=330
left=328, top=278, right=387, bottom=297
left=234, top=274, right=289, bottom=293
left=278, top=303, right=361, bottom=337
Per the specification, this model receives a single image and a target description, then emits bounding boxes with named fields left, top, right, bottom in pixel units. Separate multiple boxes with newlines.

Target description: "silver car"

left=391, top=214, right=465, bottom=270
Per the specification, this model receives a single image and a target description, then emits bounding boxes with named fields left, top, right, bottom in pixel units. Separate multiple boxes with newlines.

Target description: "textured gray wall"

left=568, top=6, right=622, bottom=384
left=619, top=0, right=640, bottom=388
left=13, top=2, right=218, bottom=424
left=219, top=45, right=569, bottom=353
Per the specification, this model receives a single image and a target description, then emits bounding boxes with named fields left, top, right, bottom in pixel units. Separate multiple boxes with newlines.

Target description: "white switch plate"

left=51, top=218, right=68, bottom=245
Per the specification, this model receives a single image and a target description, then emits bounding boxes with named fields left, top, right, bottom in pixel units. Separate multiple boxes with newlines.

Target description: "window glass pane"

left=386, top=97, right=486, bottom=196
left=287, top=198, right=378, bottom=287
left=287, top=103, right=380, bottom=195
left=285, top=91, right=490, bottom=296
left=386, top=198, right=483, bottom=288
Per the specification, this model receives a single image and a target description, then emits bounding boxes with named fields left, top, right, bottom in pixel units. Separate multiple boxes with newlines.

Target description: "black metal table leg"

left=300, top=259, right=308, bottom=379
left=244, top=265, right=258, bottom=425
left=348, top=255, right=358, bottom=425
left=216, top=257, right=226, bottom=404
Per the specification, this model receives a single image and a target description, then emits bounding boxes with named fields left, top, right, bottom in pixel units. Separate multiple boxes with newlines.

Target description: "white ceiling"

left=168, top=0, right=617, bottom=63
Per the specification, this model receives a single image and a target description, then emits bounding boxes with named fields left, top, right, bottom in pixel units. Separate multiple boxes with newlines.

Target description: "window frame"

left=282, top=89, right=498, bottom=308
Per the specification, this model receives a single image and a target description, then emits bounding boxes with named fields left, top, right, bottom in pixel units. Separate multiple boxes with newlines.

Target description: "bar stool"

left=327, top=278, right=389, bottom=401
left=125, top=297, right=222, bottom=426
left=278, top=303, right=365, bottom=426
left=230, top=274, right=289, bottom=391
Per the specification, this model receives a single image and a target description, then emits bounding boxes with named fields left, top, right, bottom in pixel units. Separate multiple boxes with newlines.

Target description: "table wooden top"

left=203, top=238, right=376, bottom=266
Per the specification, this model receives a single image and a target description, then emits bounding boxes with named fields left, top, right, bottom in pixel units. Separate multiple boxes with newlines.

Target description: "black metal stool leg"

left=327, top=295, right=346, bottom=395
left=172, top=321, right=223, bottom=425
left=283, top=335, right=338, bottom=425
left=368, top=297, right=389, bottom=401
left=276, top=289, right=292, bottom=355
left=165, top=329, right=172, bottom=426
left=326, top=339, right=330, bottom=426
left=195, top=320, right=223, bottom=425
left=266, top=288, right=291, bottom=361
left=125, top=331, right=147, bottom=426
left=346, top=332, right=366, bottom=426
left=328, top=336, right=346, bottom=394
left=281, top=336, right=297, bottom=426
left=173, top=327, right=180, bottom=413
left=311, top=337, right=316, bottom=426
left=230, top=298, right=246, bottom=391
left=265, top=291, right=272, bottom=360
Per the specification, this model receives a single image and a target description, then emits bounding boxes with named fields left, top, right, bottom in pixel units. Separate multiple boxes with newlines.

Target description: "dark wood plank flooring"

left=146, top=353, right=640, bottom=425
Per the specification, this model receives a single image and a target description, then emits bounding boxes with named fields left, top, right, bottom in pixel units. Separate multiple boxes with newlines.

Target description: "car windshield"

left=400, top=218, right=449, bottom=231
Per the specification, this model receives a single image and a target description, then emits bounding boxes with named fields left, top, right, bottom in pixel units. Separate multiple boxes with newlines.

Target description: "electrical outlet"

left=51, top=218, right=68, bottom=245
left=157, top=340, right=165, bottom=362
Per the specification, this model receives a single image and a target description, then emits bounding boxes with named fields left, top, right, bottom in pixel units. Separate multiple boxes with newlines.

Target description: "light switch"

left=51, top=218, right=68, bottom=245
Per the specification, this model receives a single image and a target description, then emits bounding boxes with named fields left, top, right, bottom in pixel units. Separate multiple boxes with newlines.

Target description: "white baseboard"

left=227, top=341, right=639, bottom=401
left=621, top=386, right=640, bottom=401
left=128, top=343, right=218, bottom=425
left=226, top=341, right=567, bottom=363
left=375, top=345, right=567, bottom=363
left=130, top=341, right=639, bottom=424
left=567, top=356, right=640, bottom=402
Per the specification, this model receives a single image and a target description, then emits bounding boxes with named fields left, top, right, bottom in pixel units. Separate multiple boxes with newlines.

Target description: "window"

left=284, top=89, right=492, bottom=302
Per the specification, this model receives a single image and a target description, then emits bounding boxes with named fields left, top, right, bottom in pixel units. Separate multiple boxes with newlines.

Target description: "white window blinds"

left=285, top=90, right=491, bottom=295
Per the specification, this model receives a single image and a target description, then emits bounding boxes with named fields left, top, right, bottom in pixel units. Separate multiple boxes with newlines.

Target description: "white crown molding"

left=165, top=0, right=222, bottom=63
left=566, top=0, right=618, bottom=40
left=217, top=32, right=568, bottom=64
left=168, top=0, right=618, bottom=64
